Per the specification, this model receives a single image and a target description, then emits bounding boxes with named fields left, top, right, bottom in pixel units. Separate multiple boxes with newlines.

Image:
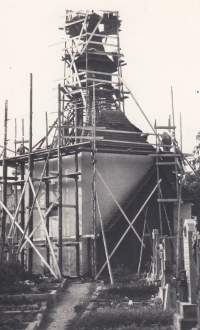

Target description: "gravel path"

left=42, top=281, right=96, bottom=330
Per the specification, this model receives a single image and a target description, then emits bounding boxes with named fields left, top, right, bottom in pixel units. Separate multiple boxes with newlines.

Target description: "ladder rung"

left=157, top=199, right=179, bottom=202
left=156, top=162, right=177, bottom=165
left=154, top=126, right=176, bottom=129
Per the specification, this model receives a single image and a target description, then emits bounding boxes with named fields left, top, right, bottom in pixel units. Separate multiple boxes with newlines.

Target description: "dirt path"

left=42, top=281, right=96, bottom=330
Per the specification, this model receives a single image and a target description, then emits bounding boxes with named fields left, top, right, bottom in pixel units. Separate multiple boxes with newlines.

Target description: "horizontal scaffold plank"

left=50, top=171, right=81, bottom=178
left=78, top=69, right=118, bottom=77
left=149, top=154, right=182, bottom=157
left=154, top=126, right=176, bottom=129
left=15, top=140, right=29, bottom=144
left=157, top=199, right=180, bottom=202
left=32, top=176, right=58, bottom=181
left=0, top=176, right=18, bottom=180
left=86, top=77, right=119, bottom=84
left=87, top=50, right=124, bottom=57
left=87, top=31, right=118, bottom=39
left=156, top=162, right=177, bottom=165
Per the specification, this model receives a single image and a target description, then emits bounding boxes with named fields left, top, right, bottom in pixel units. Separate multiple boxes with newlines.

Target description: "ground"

left=42, top=280, right=96, bottom=330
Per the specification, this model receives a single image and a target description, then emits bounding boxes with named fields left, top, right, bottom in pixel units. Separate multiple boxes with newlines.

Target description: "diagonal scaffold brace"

left=95, top=179, right=161, bottom=280
left=0, top=200, right=58, bottom=278
left=96, top=168, right=144, bottom=246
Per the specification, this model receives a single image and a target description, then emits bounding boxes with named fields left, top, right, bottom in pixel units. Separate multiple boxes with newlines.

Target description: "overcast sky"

left=0, top=0, right=200, bottom=156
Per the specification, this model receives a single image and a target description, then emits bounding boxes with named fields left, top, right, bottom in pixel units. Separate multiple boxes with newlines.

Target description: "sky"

left=0, top=0, right=200, bottom=157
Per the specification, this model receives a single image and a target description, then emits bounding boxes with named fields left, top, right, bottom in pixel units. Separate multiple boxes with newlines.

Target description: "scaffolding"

left=0, top=10, right=193, bottom=280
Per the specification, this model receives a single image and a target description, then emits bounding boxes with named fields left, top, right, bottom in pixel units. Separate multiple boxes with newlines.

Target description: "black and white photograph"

left=0, top=1, right=200, bottom=329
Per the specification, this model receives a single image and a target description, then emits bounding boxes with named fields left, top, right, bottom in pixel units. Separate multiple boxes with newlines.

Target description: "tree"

left=183, top=169, right=200, bottom=227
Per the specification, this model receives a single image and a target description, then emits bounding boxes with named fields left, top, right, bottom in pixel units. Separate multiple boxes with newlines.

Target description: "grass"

left=68, top=305, right=173, bottom=330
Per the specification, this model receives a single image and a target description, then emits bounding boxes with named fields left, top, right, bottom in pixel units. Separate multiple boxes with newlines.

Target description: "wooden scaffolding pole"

left=20, top=200, right=59, bottom=252
left=14, top=118, right=18, bottom=253
left=45, top=112, right=50, bottom=267
left=96, top=192, right=114, bottom=284
left=95, top=180, right=161, bottom=280
left=155, top=123, right=163, bottom=236
left=0, top=199, right=58, bottom=278
left=180, top=112, right=182, bottom=152
left=92, top=81, right=97, bottom=277
left=1, top=100, right=8, bottom=263
left=8, top=174, right=30, bottom=238
left=137, top=208, right=148, bottom=274
left=20, top=162, right=25, bottom=266
left=28, top=73, right=33, bottom=273
left=96, top=168, right=144, bottom=246
left=29, top=177, right=61, bottom=278
left=58, top=84, right=63, bottom=273
left=75, top=152, right=80, bottom=276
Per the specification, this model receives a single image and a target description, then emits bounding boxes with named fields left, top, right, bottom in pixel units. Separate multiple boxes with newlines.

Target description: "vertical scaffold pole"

left=14, top=119, right=18, bottom=247
left=28, top=73, right=33, bottom=273
left=180, top=113, right=182, bottom=152
left=20, top=119, right=25, bottom=266
left=45, top=112, right=50, bottom=268
left=92, top=81, right=97, bottom=277
left=58, top=84, right=63, bottom=274
left=75, top=153, right=80, bottom=276
left=1, top=100, right=8, bottom=263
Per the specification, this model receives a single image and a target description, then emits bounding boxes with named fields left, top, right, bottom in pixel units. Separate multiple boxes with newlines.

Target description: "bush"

left=112, top=265, right=141, bottom=284
left=71, top=307, right=173, bottom=329
left=111, top=326, right=173, bottom=330
left=0, top=262, right=25, bottom=288
left=99, top=282, right=157, bottom=300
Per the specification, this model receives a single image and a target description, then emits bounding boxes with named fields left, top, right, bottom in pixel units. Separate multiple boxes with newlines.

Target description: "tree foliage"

left=183, top=169, right=200, bottom=222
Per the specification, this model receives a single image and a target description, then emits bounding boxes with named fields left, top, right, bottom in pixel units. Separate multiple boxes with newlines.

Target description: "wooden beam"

left=58, top=84, right=63, bottom=273
left=1, top=100, right=8, bottom=263
left=0, top=200, right=58, bottom=278
left=29, top=177, right=61, bottom=278
left=28, top=73, right=34, bottom=273
left=95, top=180, right=161, bottom=280
left=75, top=153, right=80, bottom=276
left=80, top=16, right=103, bottom=55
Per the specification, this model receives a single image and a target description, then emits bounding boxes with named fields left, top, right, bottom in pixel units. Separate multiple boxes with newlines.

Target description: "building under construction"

left=0, top=10, right=192, bottom=280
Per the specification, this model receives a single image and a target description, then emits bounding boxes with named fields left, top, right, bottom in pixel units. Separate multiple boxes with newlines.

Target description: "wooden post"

left=97, top=193, right=114, bottom=284
left=176, top=170, right=183, bottom=278
left=58, top=84, right=63, bottom=274
left=28, top=73, right=33, bottom=273
left=171, top=87, right=175, bottom=139
left=14, top=118, right=18, bottom=259
left=75, top=153, right=80, bottom=276
left=92, top=81, right=97, bottom=277
left=1, top=100, right=8, bottom=263
left=20, top=163, right=25, bottom=266
left=45, top=112, right=50, bottom=268
left=137, top=212, right=147, bottom=274
left=156, top=123, right=163, bottom=236
left=180, top=113, right=182, bottom=152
